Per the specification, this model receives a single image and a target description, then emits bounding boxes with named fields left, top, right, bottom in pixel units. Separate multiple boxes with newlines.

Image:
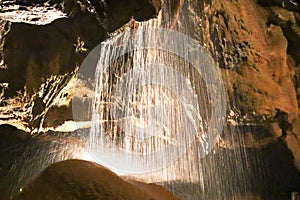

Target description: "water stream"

left=74, top=0, right=230, bottom=199
left=2, top=1, right=300, bottom=199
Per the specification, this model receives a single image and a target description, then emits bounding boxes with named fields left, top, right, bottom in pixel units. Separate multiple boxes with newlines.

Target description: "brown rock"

left=0, top=0, right=161, bottom=130
left=13, top=159, right=178, bottom=200
left=211, top=0, right=298, bottom=123
left=218, top=124, right=282, bottom=149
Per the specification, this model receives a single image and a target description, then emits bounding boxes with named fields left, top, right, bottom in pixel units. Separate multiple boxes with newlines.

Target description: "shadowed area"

left=163, top=140, right=300, bottom=200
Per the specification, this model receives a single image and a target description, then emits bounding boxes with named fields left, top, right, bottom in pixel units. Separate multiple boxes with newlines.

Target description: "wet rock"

left=0, top=0, right=161, bottom=130
left=286, top=118, right=300, bottom=169
left=210, top=0, right=298, bottom=124
left=13, top=159, right=178, bottom=200
left=0, top=0, right=66, bottom=25
left=208, top=1, right=300, bottom=118
left=163, top=140, right=300, bottom=200
left=0, top=0, right=160, bottom=96
left=0, top=0, right=300, bottom=198
left=218, top=123, right=284, bottom=149
left=0, top=124, right=85, bottom=199
left=202, top=0, right=300, bottom=171
left=0, top=0, right=161, bottom=26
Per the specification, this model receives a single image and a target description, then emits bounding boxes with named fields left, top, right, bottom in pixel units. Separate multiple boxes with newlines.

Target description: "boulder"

left=13, top=159, right=178, bottom=200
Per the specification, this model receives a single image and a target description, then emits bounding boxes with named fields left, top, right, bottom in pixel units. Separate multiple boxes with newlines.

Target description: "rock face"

left=0, top=0, right=300, bottom=199
left=204, top=0, right=300, bottom=168
left=13, top=159, right=178, bottom=200
left=1, top=0, right=297, bottom=160
left=0, top=0, right=161, bottom=96
left=210, top=0, right=298, bottom=123
left=0, top=0, right=161, bottom=130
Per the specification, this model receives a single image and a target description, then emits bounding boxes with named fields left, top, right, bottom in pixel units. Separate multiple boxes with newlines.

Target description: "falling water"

left=72, top=0, right=300, bottom=200
left=1, top=1, right=299, bottom=200
left=74, top=0, right=228, bottom=198
left=87, top=26, right=226, bottom=172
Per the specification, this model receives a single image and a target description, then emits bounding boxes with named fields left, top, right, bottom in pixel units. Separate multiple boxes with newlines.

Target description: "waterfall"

left=73, top=0, right=251, bottom=199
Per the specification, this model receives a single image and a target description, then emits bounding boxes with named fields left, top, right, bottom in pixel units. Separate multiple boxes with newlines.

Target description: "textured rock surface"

left=13, top=159, right=178, bottom=200
left=0, top=0, right=160, bottom=95
left=0, top=0, right=300, bottom=199
left=210, top=0, right=298, bottom=122
left=0, top=1, right=178, bottom=199
left=204, top=0, right=300, bottom=167
left=0, top=0, right=161, bottom=130
left=0, top=0, right=298, bottom=144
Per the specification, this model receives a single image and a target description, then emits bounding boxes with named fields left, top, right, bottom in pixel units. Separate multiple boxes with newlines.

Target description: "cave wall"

left=2, top=0, right=297, bottom=137
left=0, top=0, right=300, bottom=199
left=0, top=0, right=161, bottom=130
left=204, top=0, right=300, bottom=168
left=0, top=0, right=299, bottom=174
left=0, top=0, right=160, bottom=96
left=0, top=1, right=162, bottom=198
